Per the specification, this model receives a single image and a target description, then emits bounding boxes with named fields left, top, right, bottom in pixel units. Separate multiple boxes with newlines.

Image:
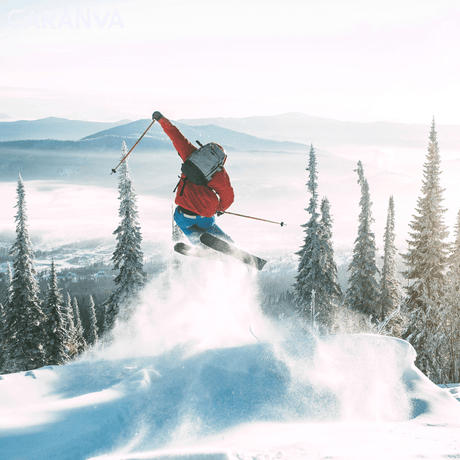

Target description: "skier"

left=152, top=111, right=235, bottom=244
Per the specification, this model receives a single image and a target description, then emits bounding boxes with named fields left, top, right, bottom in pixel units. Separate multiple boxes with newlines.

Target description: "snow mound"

left=1, top=334, right=459, bottom=459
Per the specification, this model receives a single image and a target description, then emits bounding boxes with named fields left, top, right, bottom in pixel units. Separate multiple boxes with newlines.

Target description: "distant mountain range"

left=0, top=118, right=311, bottom=153
left=0, top=117, right=131, bottom=141
left=178, top=112, right=460, bottom=150
left=2, top=112, right=459, bottom=187
left=0, top=116, right=313, bottom=184
left=81, top=119, right=309, bottom=152
left=2, top=113, right=460, bottom=152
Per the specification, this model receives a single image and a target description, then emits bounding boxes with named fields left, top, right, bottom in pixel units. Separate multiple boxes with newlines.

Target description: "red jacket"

left=159, top=117, right=234, bottom=217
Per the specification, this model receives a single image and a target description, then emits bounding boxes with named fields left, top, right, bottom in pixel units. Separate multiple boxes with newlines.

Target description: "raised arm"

left=153, top=111, right=196, bottom=161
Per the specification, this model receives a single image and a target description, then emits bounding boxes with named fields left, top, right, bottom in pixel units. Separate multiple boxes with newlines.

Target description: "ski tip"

left=258, top=259, right=268, bottom=270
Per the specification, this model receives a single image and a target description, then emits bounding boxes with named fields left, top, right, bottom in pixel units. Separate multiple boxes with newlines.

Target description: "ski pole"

left=110, top=119, right=156, bottom=174
left=222, top=211, right=286, bottom=227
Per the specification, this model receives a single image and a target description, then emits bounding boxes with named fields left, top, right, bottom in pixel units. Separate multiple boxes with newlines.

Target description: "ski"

left=173, top=242, right=212, bottom=259
left=199, top=233, right=267, bottom=270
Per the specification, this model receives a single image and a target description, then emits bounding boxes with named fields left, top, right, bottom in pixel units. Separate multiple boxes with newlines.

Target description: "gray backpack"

left=181, top=142, right=227, bottom=186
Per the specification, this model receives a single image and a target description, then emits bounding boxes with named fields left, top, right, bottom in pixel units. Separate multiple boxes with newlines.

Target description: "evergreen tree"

left=315, top=197, right=343, bottom=332
left=43, top=259, right=69, bottom=365
left=449, top=209, right=460, bottom=268
left=0, top=264, right=13, bottom=373
left=5, top=175, right=47, bottom=372
left=402, top=119, right=449, bottom=377
left=379, top=196, right=402, bottom=328
left=294, top=145, right=322, bottom=329
left=0, top=303, right=5, bottom=372
left=64, top=292, right=78, bottom=359
left=438, top=209, right=460, bottom=382
left=345, top=161, right=380, bottom=321
left=72, top=297, right=87, bottom=355
left=87, top=295, right=99, bottom=346
left=1, top=263, right=12, bottom=306
left=105, top=142, right=147, bottom=330
left=5, top=263, right=12, bottom=303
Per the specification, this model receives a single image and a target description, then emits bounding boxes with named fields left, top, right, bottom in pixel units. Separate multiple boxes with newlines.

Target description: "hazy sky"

left=1, top=0, right=460, bottom=123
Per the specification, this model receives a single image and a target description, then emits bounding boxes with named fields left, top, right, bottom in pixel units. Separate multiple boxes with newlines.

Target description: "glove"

left=216, top=211, right=224, bottom=217
left=152, top=111, right=163, bottom=121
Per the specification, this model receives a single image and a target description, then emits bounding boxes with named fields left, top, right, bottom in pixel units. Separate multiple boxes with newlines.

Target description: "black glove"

left=216, top=211, right=224, bottom=217
left=152, top=111, right=163, bottom=121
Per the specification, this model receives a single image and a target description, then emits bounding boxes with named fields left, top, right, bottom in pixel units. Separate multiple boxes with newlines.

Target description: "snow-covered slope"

left=1, top=259, right=459, bottom=460
left=1, top=336, right=459, bottom=459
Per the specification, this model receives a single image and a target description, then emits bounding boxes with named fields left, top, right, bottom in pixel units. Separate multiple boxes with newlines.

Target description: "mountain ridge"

left=0, top=118, right=311, bottom=153
left=178, top=112, right=460, bottom=150
left=0, top=117, right=132, bottom=142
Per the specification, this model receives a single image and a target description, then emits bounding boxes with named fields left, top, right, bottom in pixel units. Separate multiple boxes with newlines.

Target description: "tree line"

left=0, top=142, right=147, bottom=373
left=294, top=119, right=460, bottom=384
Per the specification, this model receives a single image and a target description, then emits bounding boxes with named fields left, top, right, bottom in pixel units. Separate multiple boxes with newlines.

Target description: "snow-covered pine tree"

left=0, top=264, right=13, bottom=373
left=379, top=196, right=403, bottom=332
left=43, top=259, right=69, bottom=365
left=5, top=262, right=12, bottom=303
left=0, top=263, right=12, bottom=306
left=104, top=142, right=147, bottom=331
left=87, top=295, right=99, bottom=346
left=72, top=297, right=87, bottom=355
left=294, top=145, right=322, bottom=330
left=5, top=175, right=47, bottom=372
left=315, top=197, right=343, bottom=332
left=402, top=119, right=449, bottom=378
left=449, top=209, right=460, bottom=268
left=63, top=292, right=78, bottom=358
left=0, top=303, right=4, bottom=372
left=345, top=161, right=380, bottom=322
left=439, top=209, right=460, bottom=382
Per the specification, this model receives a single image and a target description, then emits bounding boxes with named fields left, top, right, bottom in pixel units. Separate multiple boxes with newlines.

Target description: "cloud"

left=0, top=180, right=172, bottom=246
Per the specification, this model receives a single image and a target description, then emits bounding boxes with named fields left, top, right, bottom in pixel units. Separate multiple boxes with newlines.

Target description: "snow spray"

left=98, top=256, right=278, bottom=361
left=271, top=334, right=414, bottom=423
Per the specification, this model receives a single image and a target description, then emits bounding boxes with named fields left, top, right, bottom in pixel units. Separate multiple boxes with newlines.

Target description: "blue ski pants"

left=174, top=207, right=233, bottom=245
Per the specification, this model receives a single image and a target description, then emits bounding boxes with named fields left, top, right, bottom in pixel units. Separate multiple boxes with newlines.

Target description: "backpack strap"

left=173, top=176, right=189, bottom=197
left=173, top=172, right=216, bottom=197
left=179, top=177, right=188, bottom=196
left=173, top=176, right=181, bottom=193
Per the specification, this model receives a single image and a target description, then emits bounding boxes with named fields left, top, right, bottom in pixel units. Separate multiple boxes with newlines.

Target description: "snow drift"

left=1, top=258, right=460, bottom=459
left=1, top=334, right=459, bottom=459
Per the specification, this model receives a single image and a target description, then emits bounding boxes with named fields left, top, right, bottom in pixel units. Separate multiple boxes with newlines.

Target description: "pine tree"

left=439, top=209, right=460, bottom=382
left=87, top=295, right=99, bottom=346
left=5, top=175, right=47, bottom=372
left=43, top=259, right=69, bottom=365
left=379, top=196, right=402, bottom=328
left=0, top=303, right=5, bottom=372
left=0, top=263, right=12, bottom=306
left=63, top=292, right=78, bottom=359
left=105, top=142, right=147, bottom=331
left=294, top=145, right=322, bottom=330
left=345, top=161, right=380, bottom=321
left=449, top=209, right=460, bottom=268
left=72, top=297, right=87, bottom=355
left=0, top=264, right=13, bottom=373
left=402, top=119, right=449, bottom=378
left=315, top=197, right=343, bottom=332
left=5, top=263, right=12, bottom=303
